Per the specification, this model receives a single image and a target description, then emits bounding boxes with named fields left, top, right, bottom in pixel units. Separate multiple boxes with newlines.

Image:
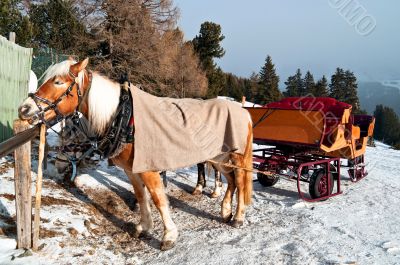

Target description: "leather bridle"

left=28, top=70, right=92, bottom=126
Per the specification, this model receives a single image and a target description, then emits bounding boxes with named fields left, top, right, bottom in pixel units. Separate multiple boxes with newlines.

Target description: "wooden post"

left=241, top=96, right=246, bottom=107
left=32, top=124, right=46, bottom=250
left=13, top=120, right=32, bottom=249
left=9, top=32, right=16, bottom=43
left=43, top=142, right=49, bottom=171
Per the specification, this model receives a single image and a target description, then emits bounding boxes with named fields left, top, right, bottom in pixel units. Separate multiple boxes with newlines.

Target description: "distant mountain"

left=358, top=82, right=400, bottom=116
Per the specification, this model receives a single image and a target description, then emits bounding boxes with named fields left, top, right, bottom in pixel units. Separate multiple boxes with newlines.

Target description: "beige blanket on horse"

left=130, top=86, right=251, bottom=173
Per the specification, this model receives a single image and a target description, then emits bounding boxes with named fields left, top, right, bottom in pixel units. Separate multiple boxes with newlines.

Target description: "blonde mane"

left=43, top=60, right=84, bottom=85
left=88, top=73, right=121, bottom=135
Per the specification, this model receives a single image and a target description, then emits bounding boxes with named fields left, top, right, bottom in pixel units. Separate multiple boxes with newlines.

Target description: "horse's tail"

left=243, top=121, right=253, bottom=205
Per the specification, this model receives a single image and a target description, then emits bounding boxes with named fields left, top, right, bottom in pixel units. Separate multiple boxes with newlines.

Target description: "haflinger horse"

left=18, top=58, right=253, bottom=250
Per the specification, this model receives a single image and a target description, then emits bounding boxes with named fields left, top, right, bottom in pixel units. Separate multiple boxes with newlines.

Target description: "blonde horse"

left=18, top=58, right=253, bottom=250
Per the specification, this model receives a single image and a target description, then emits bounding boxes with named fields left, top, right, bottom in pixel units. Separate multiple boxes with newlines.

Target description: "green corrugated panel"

left=32, top=48, right=70, bottom=83
left=0, top=35, right=33, bottom=142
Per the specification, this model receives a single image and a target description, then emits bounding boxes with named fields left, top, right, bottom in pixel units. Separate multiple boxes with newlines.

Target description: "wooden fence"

left=0, top=35, right=32, bottom=142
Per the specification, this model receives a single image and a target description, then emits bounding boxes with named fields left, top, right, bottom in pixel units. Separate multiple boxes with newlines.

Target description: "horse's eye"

left=54, top=80, right=64, bottom=85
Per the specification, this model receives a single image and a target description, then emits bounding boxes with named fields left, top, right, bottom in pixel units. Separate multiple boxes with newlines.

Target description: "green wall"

left=0, top=35, right=32, bottom=142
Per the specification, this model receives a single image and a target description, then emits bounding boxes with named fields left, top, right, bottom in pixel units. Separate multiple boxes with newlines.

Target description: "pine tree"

left=295, top=69, right=305, bottom=96
left=258, top=55, right=281, bottom=104
left=206, top=66, right=226, bottom=98
left=284, top=75, right=298, bottom=97
left=224, top=72, right=244, bottom=100
left=192, top=21, right=226, bottom=98
left=243, top=78, right=252, bottom=102
left=283, top=69, right=306, bottom=97
left=374, top=105, right=400, bottom=146
left=192, top=21, right=225, bottom=68
left=373, top=105, right=385, bottom=140
left=247, top=72, right=261, bottom=103
left=0, top=0, right=33, bottom=46
left=30, top=0, right=86, bottom=52
left=329, top=68, right=347, bottom=101
left=303, top=71, right=315, bottom=96
left=330, top=68, right=361, bottom=112
left=344, top=70, right=361, bottom=112
left=314, top=76, right=329, bottom=97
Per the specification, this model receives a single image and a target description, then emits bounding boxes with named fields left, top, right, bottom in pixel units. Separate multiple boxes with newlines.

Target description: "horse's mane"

left=43, top=60, right=121, bottom=135
left=88, top=73, right=121, bottom=135
left=43, top=60, right=83, bottom=84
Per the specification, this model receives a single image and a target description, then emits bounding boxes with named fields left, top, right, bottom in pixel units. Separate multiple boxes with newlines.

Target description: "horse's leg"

left=230, top=123, right=253, bottom=227
left=192, top=163, right=206, bottom=195
left=221, top=171, right=236, bottom=223
left=139, top=171, right=178, bottom=250
left=231, top=158, right=247, bottom=228
left=124, top=170, right=153, bottom=238
left=211, top=166, right=223, bottom=198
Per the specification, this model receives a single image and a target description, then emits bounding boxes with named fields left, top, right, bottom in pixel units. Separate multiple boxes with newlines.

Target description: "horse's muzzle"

left=18, top=97, right=40, bottom=123
left=18, top=104, right=32, bottom=119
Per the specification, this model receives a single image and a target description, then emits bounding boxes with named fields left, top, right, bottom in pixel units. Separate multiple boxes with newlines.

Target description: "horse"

left=18, top=58, right=253, bottom=250
left=192, top=162, right=223, bottom=198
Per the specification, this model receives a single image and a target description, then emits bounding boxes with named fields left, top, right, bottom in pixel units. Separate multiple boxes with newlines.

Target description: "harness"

left=96, top=85, right=134, bottom=158
left=29, top=70, right=87, bottom=127
left=29, top=70, right=134, bottom=181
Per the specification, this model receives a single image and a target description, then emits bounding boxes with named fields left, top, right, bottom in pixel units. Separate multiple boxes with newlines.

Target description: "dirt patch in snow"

left=0, top=161, right=14, bottom=175
left=75, top=188, right=140, bottom=240
left=40, top=228, right=65, bottom=238
left=40, top=196, right=76, bottom=207
left=67, top=227, right=78, bottom=237
left=0, top=193, right=15, bottom=201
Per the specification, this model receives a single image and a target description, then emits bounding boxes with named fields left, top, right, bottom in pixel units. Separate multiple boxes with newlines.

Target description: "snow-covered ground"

left=0, top=141, right=399, bottom=265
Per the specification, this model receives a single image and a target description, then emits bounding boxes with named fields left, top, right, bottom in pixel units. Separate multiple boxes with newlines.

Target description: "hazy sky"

left=175, top=0, right=400, bottom=83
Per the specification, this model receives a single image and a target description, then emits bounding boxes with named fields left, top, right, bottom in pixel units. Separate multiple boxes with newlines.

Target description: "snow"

left=381, top=80, right=400, bottom=90
left=0, top=141, right=399, bottom=264
left=217, top=96, right=262, bottom=107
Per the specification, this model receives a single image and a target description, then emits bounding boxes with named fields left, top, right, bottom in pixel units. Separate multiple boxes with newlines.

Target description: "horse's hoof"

left=222, top=214, right=233, bottom=223
left=160, top=240, right=175, bottom=251
left=138, top=231, right=151, bottom=239
left=133, top=229, right=142, bottom=238
left=192, top=189, right=202, bottom=196
left=210, top=192, right=220, bottom=198
left=133, top=225, right=147, bottom=238
left=231, top=220, right=244, bottom=228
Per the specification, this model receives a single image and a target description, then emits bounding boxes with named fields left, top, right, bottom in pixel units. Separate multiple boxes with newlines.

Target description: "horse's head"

left=18, top=58, right=89, bottom=124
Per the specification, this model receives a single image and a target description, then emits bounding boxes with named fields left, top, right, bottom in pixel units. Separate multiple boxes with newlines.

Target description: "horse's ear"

left=70, top=58, right=89, bottom=75
left=79, top=58, right=89, bottom=71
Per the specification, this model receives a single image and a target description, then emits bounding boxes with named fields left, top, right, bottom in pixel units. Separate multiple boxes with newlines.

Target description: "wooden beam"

left=0, top=125, right=40, bottom=158
left=13, top=120, right=32, bottom=249
left=32, top=124, right=46, bottom=251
